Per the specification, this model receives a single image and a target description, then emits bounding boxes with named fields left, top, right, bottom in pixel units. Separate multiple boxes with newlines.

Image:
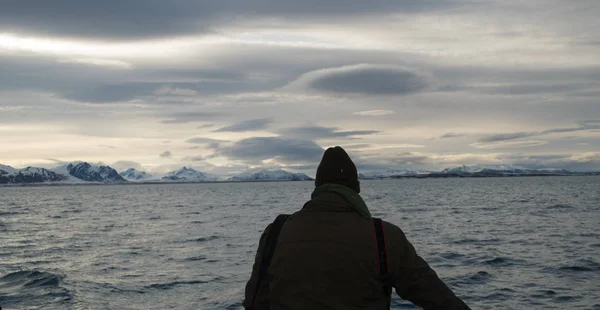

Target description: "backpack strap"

left=373, top=218, right=392, bottom=309
left=249, top=214, right=290, bottom=309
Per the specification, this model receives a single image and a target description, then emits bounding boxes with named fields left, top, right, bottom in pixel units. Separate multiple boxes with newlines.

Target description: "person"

left=243, top=146, right=471, bottom=309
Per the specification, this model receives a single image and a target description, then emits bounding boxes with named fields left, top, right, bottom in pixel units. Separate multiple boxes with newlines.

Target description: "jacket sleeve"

left=243, top=224, right=272, bottom=310
left=387, top=224, right=471, bottom=310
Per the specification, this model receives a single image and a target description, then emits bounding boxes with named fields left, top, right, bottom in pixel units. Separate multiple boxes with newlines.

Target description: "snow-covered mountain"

left=228, top=169, right=313, bottom=181
left=439, top=165, right=571, bottom=176
left=0, top=164, right=17, bottom=174
left=120, top=168, right=153, bottom=181
left=0, top=167, right=67, bottom=184
left=53, top=162, right=127, bottom=183
left=358, top=165, right=587, bottom=179
left=161, top=167, right=218, bottom=182
left=360, top=169, right=430, bottom=179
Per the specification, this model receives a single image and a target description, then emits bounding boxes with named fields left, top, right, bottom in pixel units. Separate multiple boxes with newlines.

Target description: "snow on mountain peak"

left=54, top=162, right=127, bottom=183
left=120, top=168, right=152, bottom=181
left=228, top=169, right=313, bottom=181
left=161, top=167, right=218, bottom=182
left=0, top=166, right=67, bottom=183
left=0, top=164, right=17, bottom=174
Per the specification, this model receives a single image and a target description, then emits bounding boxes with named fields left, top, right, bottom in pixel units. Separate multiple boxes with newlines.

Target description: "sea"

left=1, top=177, right=599, bottom=309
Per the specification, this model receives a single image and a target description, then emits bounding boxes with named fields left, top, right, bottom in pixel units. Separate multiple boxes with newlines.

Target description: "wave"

left=0, top=211, right=22, bottom=216
left=546, top=204, right=575, bottom=210
left=144, top=280, right=208, bottom=290
left=482, top=257, right=522, bottom=267
left=453, top=237, right=503, bottom=245
left=187, top=236, right=220, bottom=243
left=0, top=270, right=73, bottom=308
left=545, top=259, right=600, bottom=273
left=448, top=271, right=493, bottom=286
left=0, top=270, right=63, bottom=287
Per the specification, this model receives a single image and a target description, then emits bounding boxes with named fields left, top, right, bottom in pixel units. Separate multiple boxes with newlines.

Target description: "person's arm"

left=243, top=224, right=272, bottom=310
left=387, top=224, right=471, bottom=310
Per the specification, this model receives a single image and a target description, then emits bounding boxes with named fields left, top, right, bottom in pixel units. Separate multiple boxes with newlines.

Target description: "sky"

left=1, top=0, right=599, bottom=175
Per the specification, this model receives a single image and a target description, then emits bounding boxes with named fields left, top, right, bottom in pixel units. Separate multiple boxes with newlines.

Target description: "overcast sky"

left=1, top=0, right=599, bottom=175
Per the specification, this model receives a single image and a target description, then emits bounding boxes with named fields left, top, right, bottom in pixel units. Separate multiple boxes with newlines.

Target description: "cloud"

left=154, top=85, right=198, bottom=96
left=215, top=137, right=323, bottom=164
left=214, top=118, right=272, bottom=132
left=58, top=58, right=133, bottom=69
left=159, top=151, right=172, bottom=158
left=477, top=121, right=600, bottom=143
left=474, top=83, right=595, bottom=96
left=185, top=137, right=228, bottom=149
left=160, top=86, right=200, bottom=97
left=353, top=110, right=396, bottom=116
left=161, top=112, right=227, bottom=124
left=185, top=137, right=227, bottom=144
left=478, top=132, right=536, bottom=143
left=197, top=124, right=216, bottom=129
left=111, top=160, right=144, bottom=172
left=470, top=140, right=548, bottom=149
left=440, top=132, right=467, bottom=139
left=0, top=1, right=455, bottom=40
left=64, top=83, right=157, bottom=103
left=286, top=64, right=431, bottom=95
left=277, top=125, right=380, bottom=140
left=182, top=155, right=205, bottom=162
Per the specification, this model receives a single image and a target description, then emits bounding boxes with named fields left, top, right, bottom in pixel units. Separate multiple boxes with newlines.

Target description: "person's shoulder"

left=380, top=219, right=402, bottom=233
left=380, top=219, right=410, bottom=243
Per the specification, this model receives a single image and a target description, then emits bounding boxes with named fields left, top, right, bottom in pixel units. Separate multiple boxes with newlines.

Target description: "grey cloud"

left=0, top=55, right=252, bottom=104
left=197, top=124, right=216, bottom=129
left=214, top=118, right=272, bottom=132
left=185, top=137, right=227, bottom=144
left=434, top=66, right=600, bottom=84
left=159, top=151, right=172, bottom=158
left=182, top=155, right=205, bottom=162
left=440, top=133, right=466, bottom=139
left=161, top=112, right=227, bottom=124
left=476, top=83, right=595, bottom=96
left=542, top=120, right=600, bottom=134
left=290, top=64, right=430, bottom=95
left=65, top=83, right=158, bottom=103
left=278, top=126, right=380, bottom=140
left=111, top=160, right=144, bottom=172
left=432, top=66, right=600, bottom=97
left=478, top=132, right=536, bottom=143
left=216, top=137, right=323, bottom=164
left=353, top=151, right=430, bottom=171
left=478, top=121, right=600, bottom=143
left=185, top=137, right=227, bottom=149
left=0, top=1, right=456, bottom=39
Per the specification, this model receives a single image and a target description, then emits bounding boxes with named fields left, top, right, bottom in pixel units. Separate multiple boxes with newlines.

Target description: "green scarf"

left=311, top=184, right=372, bottom=219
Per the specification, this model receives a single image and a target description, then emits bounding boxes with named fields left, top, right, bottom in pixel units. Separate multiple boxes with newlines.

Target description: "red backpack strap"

left=373, top=218, right=392, bottom=309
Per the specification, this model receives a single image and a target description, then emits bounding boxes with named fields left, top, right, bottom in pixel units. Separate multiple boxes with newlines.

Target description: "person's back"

left=244, top=146, right=470, bottom=310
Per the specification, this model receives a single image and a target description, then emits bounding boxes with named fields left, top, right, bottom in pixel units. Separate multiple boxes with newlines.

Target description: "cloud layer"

left=1, top=0, right=599, bottom=173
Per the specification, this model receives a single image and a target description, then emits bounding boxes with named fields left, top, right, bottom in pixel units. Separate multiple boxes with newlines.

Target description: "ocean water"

left=1, top=177, right=599, bottom=310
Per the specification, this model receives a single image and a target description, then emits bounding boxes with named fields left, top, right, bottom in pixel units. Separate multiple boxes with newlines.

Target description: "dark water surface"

left=1, top=177, right=599, bottom=309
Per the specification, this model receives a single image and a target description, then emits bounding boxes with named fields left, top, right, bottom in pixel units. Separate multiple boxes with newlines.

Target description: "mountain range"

left=0, top=162, right=314, bottom=185
left=359, top=165, right=599, bottom=179
left=1, top=162, right=598, bottom=185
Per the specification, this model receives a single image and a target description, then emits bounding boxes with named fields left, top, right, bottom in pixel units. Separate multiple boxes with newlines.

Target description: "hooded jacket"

left=243, top=192, right=471, bottom=310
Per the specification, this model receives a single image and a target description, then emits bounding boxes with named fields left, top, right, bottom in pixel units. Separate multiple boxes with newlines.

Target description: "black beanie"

left=315, top=146, right=360, bottom=193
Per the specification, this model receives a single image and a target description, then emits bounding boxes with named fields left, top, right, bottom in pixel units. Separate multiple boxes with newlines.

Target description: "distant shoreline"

left=1, top=174, right=599, bottom=187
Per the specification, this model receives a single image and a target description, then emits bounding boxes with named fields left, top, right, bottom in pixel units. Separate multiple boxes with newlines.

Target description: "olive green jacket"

left=243, top=192, right=471, bottom=310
